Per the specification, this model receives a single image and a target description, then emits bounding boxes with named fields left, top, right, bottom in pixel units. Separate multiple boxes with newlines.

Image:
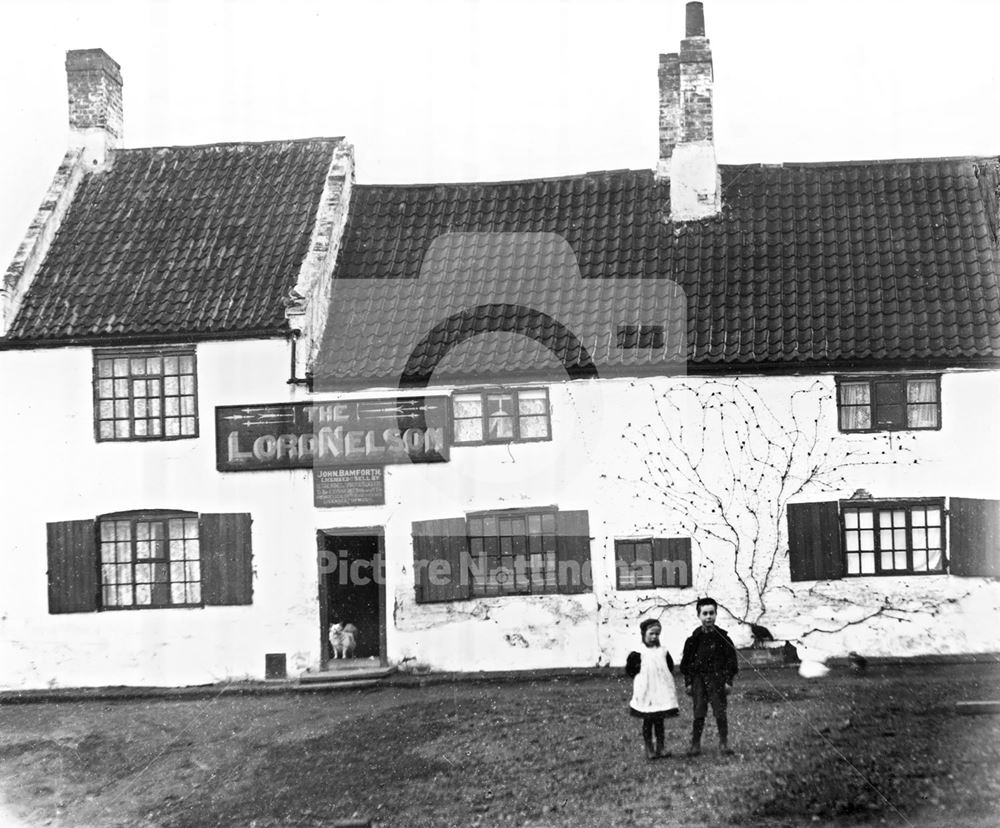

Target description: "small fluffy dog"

left=328, top=622, right=358, bottom=659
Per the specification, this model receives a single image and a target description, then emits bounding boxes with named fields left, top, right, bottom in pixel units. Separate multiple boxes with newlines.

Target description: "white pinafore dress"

left=629, top=647, right=680, bottom=719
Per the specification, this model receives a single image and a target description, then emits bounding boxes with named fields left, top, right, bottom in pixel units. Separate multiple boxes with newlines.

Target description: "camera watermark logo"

left=314, top=231, right=688, bottom=499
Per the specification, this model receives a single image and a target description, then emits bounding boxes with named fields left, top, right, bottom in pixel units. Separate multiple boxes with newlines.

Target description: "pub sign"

left=216, top=397, right=450, bottom=472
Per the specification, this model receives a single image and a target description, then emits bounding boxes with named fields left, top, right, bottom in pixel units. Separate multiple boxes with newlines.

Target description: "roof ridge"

left=116, top=136, right=345, bottom=153
left=354, top=168, right=654, bottom=191
left=720, top=155, right=1000, bottom=170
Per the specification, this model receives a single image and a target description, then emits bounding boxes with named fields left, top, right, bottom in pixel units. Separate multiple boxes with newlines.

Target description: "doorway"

left=317, top=529, right=385, bottom=667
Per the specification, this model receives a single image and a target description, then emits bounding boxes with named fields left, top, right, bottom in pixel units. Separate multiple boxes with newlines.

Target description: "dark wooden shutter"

left=950, top=498, right=1000, bottom=577
left=412, top=518, right=469, bottom=603
left=652, top=537, right=692, bottom=588
left=200, top=513, right=253, bottom=605
left=555, top=510, right=592, bottom=594
left=787, top=501, right=843, bottom=581
left=47, top=520, right=98, bottom=613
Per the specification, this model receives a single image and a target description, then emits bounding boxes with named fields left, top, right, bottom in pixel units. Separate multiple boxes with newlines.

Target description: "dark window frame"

left=839, top=497, right=947, bottom=577
left=615, top=538, right=655, bottom=589
left=451, top=387, right=552, bottom=446
left=614, top=537, right=693, bottom=590
left=835, top=375, right=941, bottom=433
left=466, top=506, right=560, bottom=596
left=96, top=508, right=203, bottom=610
left=93, top=346, right=199, bottom=442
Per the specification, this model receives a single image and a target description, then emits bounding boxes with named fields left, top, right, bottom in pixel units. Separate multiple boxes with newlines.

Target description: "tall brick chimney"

left=66, top=49, right=123, bottom=169
left=656, top=2, right=720, bottom=221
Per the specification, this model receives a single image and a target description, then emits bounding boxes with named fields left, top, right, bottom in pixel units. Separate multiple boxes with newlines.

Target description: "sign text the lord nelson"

left=215, top=398, right=450, bottom=472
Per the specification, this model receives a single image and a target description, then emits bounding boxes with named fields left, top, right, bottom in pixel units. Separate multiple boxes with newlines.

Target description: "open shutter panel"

left=412, top=518, right=469, bottom=603
left=200, top=513, right=253, bottom=605
left=652, top=538, right=692, bottom=588
left=47, top=520, right=98, bottom=613
left=555, top=510, right=592, bottom=594
left=786, top=501, right=843, bottom=581
left=950, top=498, right=1000, bottom=577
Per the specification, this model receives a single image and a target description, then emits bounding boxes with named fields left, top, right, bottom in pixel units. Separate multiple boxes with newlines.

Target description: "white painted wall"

left=324, top=369, right=1000, bottom=672
left=0, top=339, right=323, bottom=690
left=0, top=349, right=997, bottom=690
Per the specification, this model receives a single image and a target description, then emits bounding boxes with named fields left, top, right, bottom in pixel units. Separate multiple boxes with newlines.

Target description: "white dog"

left=328, top=622, right=358, bottom=659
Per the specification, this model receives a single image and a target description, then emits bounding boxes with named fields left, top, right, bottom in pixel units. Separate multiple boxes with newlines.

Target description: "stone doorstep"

left=299, top=665, right=397, bottom=684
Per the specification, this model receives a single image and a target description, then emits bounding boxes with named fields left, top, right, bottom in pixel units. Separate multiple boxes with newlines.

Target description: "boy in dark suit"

left=680, top=597, right=738, bottom=756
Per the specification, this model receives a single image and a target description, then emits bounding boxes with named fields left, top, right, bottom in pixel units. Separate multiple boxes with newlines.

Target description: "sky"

left=2, top=0, right=999, bottom=267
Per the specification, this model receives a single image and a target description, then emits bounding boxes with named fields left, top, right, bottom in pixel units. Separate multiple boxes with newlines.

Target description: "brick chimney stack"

left=656, top=2, right=720, bottom=221
left=66, top=49, right=123, bottom=169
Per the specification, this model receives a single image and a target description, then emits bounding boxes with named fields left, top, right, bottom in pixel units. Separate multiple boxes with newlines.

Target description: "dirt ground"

left=0, top=663, right=998, bottom=827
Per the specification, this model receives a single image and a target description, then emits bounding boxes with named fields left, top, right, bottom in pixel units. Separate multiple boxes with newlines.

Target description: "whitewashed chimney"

left=656, top=2, right=720, bottom=220
left=66, top=48, right=123, bottom=169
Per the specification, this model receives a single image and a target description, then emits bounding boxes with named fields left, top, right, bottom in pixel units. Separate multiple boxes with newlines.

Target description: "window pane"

left=97, top=359, right=113, bottom=378
left=858, top=511, right=873, bottom=529
left=907, top=379, right=937, bottom=403
left=908, top=404, right=938, bottom=428
left=114, top=379, right=128, bottom=397
left=860, top=552, right=875, bottom=574
left=845, top=532, right=859, bottom=552
left=527, top=515, right=542, bottom=535
left=453, top=395, right=483, bottom=418
left=912, top=510, right=926, bottom=527
left=165, top=418, right=180, bottom=436
left=487, top=413, right=514, bottom=439
left=181, top=417, right=196, bottom=435
left=927, top=549, right=943, bottom=571
left=844, top=510, right=858, bottom=530
left=880, top=550, right=894, bottom=570
left=135, top=584, right=151, bottom=605
left=926, top=509, right=942, bottom=527
left=840, top=406, right=871, bottom=430
left=518, top=390, right=548, bottom=415
left=164, top=356, right=178, bottom=374
left=179, top=355, right=194, bottom=374
left=927, top=528, right=941, bottom=549
left=846, top=553, right=860, bottom=575
left=115, top=420, right=130, bottom=438
left=519, top=416, right=550, bottom=439
left=859, top=530, right=874, bottom=551
left=165, top=376, right=179, bottom=395
left=147, top=357, right=162, bottom=373
left=894, top=550, right=907, bottom=570
left=130, top=358, right=146, bottom=375
left=455, top=419, right=483, bottom=442
left=912, top=549, right=927, bottom=572
left=113, top=358, right=129, bottom=376
left=840, top=382, right=870, bottom=404
left=114, top=400, right=129, bottom=418
left=181, top=376, right=194, bottom=395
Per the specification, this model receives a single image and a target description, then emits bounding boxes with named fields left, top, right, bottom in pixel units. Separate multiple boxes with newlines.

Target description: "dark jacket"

left=680, top=625, right=738, bottom=687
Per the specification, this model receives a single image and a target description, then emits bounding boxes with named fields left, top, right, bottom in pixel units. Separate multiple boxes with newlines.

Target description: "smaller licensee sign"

left=314, top=466, right=385, bottom=508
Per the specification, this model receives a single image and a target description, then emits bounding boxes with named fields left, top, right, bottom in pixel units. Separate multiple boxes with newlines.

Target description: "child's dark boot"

left=687, top=717, right=704, bottom=756
left=718, top=716, right=734, bottom=755
left=643, top=736, right=657, bottom=761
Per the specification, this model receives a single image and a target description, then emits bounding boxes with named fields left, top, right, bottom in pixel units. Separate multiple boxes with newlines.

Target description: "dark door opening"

left=318, top=532, right=383, bottom=666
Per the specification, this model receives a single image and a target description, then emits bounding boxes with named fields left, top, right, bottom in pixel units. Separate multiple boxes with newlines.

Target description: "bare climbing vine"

left=615, top=376, right=940, bottom=634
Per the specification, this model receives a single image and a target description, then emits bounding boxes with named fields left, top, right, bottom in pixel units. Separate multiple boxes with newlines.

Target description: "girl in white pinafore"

left=625, top=618, right=680, bottom=760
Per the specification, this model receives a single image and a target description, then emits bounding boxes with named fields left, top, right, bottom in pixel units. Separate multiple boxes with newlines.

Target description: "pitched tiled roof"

left=313, top=159, right=1000, bottom=385
left=5, top=138, right=341, bottom=342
